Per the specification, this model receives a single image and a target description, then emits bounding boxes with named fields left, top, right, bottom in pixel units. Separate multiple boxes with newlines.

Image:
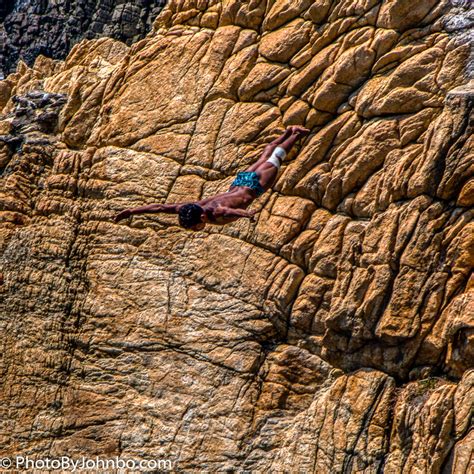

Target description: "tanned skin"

left=115, top=125, right=310, bottom=230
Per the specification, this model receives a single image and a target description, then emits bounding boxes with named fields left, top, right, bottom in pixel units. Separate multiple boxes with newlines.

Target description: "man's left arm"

left=218, top=207, right=257, bottom=221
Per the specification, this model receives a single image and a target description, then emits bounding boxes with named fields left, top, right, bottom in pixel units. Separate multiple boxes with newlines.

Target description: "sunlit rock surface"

left=0, top=1, right=472, bottom=472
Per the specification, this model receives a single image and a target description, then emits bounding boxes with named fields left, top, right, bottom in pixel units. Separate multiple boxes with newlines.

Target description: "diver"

left=115, top=125, right=310, bottom=230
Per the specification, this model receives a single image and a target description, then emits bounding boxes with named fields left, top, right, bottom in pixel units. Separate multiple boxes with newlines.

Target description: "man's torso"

left=199, top=187, right=255, bottom=225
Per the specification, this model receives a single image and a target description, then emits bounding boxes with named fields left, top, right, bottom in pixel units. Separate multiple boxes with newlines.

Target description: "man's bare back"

left=115, top=126, right=310, bottom=230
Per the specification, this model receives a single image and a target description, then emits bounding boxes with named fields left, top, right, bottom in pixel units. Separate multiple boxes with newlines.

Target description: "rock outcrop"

left=0, top=0, right=472, bottom=472
left=0, top=0, right=167, bottom=78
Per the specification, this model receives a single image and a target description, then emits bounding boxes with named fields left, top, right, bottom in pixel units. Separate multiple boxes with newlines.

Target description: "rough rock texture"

left=0, top=0, right=167, bottom=78
left=0, top=0, right=473, bottom=472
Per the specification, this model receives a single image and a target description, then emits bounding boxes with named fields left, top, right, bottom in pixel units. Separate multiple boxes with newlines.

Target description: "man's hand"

left=114, top=209, right=132, bottom=222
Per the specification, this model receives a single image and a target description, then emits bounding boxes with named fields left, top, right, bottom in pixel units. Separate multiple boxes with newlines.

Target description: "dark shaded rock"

left=0, top=90, right=67, bottom=155
left=0, top=0, right=167, bottom=78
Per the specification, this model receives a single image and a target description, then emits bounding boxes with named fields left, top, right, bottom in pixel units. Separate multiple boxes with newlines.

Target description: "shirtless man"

left=115, top=125, right=310, bottom=230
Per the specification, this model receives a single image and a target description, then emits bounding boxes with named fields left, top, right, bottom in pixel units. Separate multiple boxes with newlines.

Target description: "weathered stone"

left=0, top=0, right=167, bottom=78
left=259, top=19, right=312, bottom=63
left=385, top=370, right=473, bottom=473
left=264, top=370, right=395, bottom=472
left=0, top=0, right=472, bottom=472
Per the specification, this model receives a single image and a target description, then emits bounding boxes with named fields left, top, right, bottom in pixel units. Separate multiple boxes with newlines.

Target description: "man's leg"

left=253, top=126, right=309, bottom=190
left=246, top=128, right=293, bottom=172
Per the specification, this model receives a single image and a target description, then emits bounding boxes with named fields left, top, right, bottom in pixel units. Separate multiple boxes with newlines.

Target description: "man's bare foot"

left=289, top=125, right=310, bottom=136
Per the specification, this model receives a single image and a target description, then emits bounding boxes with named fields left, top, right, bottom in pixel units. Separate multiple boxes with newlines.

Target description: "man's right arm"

left=115, top=203, right=182, bottom=222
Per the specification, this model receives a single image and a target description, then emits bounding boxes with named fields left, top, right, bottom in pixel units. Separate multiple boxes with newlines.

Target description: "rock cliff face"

left=0, top=0, right=473, bottom=472
left=0, top=0, right=166, bottom=78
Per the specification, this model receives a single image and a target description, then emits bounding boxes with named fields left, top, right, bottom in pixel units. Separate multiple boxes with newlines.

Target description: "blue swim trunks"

left=230, top=171, right=265, bottom=196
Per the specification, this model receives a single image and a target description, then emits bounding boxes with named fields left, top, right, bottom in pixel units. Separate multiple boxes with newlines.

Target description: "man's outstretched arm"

left=115, top=203, right=182, bottom=222
left=217, top=207, right=257, bottom=221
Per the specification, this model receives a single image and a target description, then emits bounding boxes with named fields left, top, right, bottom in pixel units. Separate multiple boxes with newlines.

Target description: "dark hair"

left=178, top=204, right=204, bottom=229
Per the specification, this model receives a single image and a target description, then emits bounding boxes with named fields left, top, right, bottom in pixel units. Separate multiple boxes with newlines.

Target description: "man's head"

left=178, top=203, right=205, bottom=230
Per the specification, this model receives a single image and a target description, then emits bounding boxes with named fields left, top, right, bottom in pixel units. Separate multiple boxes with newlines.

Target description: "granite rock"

left=0, top=0, right=473, bottom=472
left=0, top=0, right=167, bottom=78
